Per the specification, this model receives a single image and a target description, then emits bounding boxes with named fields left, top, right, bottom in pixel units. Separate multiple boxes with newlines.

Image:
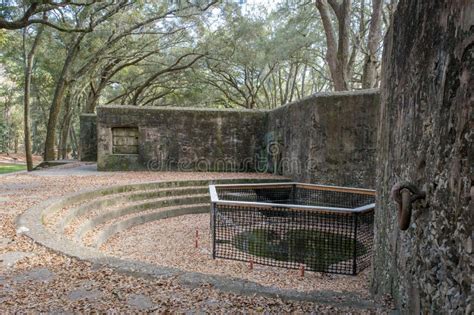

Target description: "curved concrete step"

left=45, top=178, right=286, bottom=220
left=40, top=178, right=290, bottom=248
left=94, top=203, right=209, bottom=248
left=52, top=178, right=286, bottom=230
left=57, top=186, right=209, bottom=232
left=75, top=194, right=210, bottom=243
left=44, top=179, right=212, bottom=228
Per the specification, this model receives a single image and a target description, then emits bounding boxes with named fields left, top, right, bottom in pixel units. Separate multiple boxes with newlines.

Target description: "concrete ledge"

left=75, top=195, right=210, bottom=243
left=42, top=179, right=287, bottom=231
left=58, top=186, right=209, bottom=232
left=54, top=178, right=284, bottom=231
left=97, top=104, right=269, bottom=114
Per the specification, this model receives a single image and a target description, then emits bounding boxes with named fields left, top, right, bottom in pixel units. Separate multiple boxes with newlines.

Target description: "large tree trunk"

left=372, top=1, right=472, bottom=313
left=43, top=34, right=84, bottom=161
left=335, top=0, right=351, bottom=88
left=58, top=92, right=73, bottom=159
left=315, top=0, right=352, bottom=91
left=44, top=78, right=68, bottom=160
left=23, top=38, right=34, bottom=170
left=23, top=23, right=44, bottom=171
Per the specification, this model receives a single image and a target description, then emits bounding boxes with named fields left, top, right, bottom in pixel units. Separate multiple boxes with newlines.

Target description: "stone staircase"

left=45, top=178, right=284, bottom=250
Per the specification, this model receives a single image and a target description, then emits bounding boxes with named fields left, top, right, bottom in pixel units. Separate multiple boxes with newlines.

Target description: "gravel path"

left=0, top=163, right=393, bottom=312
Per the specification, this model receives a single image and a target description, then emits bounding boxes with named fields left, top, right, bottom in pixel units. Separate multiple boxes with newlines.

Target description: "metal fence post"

left=211, top=202, right=217, bottom=259
left=352, top=213, right=358, bottom=275
left=291, top=183, right=296, bottom=204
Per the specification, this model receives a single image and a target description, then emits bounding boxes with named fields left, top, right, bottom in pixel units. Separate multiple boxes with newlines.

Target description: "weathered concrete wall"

left=79, top=114, right=97, bottom=162
left=96, top=106, right=268, bottom=171
left=93, top=91, right=379, bottom=188
left=267, top=90, right=379, bottom=188
left=372, top=1, right=472, bottom=313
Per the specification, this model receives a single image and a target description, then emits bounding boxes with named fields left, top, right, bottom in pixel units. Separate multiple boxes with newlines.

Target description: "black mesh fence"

left=211, top=184, right=375, bottom=275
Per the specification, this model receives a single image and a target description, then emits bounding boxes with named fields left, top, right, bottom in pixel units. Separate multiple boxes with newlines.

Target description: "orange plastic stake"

left=299, top=264, right=305, bottom=277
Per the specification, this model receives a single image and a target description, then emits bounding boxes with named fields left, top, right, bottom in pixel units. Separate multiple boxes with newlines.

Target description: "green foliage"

left=0, top=0, right=386, bottom=157
left=0, top=163, right=26, bottom=174
left=0, top=29, right=7, bottom=46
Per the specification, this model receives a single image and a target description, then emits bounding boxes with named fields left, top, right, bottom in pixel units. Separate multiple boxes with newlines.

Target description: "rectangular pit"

left=209, top=182, right=375, bottom=275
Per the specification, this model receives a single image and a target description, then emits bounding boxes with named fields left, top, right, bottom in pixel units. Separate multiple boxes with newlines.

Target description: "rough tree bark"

left=373, top=0, right=472, bottom=313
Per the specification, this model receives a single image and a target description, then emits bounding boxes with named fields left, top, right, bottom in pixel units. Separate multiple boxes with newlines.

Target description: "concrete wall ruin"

left=81, top=90, right=380, bottom=187
left=79, top=114, right=97, bottom=162
left=96, top=106, right=268, bottom=171
left=268, top=90, right=379, bottom=188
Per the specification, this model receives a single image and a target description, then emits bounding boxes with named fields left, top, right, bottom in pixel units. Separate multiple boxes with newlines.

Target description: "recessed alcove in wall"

left=112, top=127, right=139, bottom=154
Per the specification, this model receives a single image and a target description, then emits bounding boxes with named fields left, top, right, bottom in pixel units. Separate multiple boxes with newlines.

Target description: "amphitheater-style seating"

left=44, top=178, right=285, bottom=250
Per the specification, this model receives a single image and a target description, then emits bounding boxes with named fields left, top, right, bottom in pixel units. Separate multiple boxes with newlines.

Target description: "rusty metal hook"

left=391, top=182, right=426, bottom=230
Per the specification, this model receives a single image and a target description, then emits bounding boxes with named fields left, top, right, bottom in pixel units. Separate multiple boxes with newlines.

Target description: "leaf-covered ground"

left=104, top=214, right=372, bottom=294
